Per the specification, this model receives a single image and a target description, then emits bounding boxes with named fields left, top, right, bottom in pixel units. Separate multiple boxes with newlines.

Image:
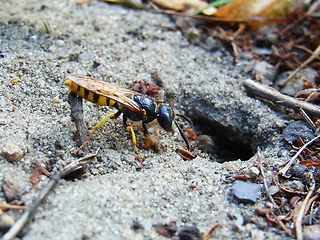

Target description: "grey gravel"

left=253, top=60, right=277, bottom=84
left=0, top=0, right=293, bottom=239
left=231, top=180, right=261, bottom=204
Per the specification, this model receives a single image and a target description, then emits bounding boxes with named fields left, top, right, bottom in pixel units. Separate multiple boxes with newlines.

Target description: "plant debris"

left=29, top=162, right=51, bottom=185
left=2, top=152, right=98, bottom=240
left=153, top=221, right=177, bottom=238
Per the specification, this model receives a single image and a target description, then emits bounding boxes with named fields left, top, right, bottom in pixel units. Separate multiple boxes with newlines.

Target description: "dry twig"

left=243, top=79, right=320, bottom=119
left=278, top=135, right=320, bottom=176
left=0, top=204, right=27, bottom=210
left=299, top=108, right=317, bottom=131
left=295, top=173, right=316, bottom=240
left=257, top=149, right=277, bottom=206
left=202, top=223, right=221, bottom=240
left=269, top=211, right=291, bottom=236
left=1, top=152, right=98, bottom=240
left=279, top=44, right=320, bottom=87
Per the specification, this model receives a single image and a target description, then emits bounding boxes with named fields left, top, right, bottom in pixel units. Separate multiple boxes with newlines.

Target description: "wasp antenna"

left=174, top=121, right=190, bottom=151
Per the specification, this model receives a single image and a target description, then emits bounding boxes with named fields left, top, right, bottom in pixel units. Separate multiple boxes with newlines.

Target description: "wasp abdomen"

left=65, top=79, right=117, bottom=107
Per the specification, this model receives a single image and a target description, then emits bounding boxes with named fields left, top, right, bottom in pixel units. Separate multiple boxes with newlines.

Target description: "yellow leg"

left=126, top=126, right=144, bottom=166
left=73, top=113, right=116, bottom=155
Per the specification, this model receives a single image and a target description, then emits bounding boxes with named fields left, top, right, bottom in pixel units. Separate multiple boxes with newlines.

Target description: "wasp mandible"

left=64, top=75, right=189, bottom=165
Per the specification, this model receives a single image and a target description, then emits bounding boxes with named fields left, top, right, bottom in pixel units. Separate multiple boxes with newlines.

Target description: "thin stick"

left=278, top=135, right=320, bottom=176
left=257, top=150, right=277, bottom=206
left=1, top=153, right=98, bottom=240
left=299, top=108, right=317, bottom=131
left=270, top=211, right=291, bottom=236
left=295, top=175, right=315, bottom=240
left=304, top=194, right=318, bottom=217
left=243, top=79, right=320, bottom=119
left=202, top=223, right=222, bottom=240
left=0, top=204, right=28, bottom=210
left=279, top=44, right=320, bottom=87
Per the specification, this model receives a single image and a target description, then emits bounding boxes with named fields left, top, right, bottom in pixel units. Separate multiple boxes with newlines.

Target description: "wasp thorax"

left=157, top=103, right=174, bottom=132
left=133, top=95, right=158, bottom=122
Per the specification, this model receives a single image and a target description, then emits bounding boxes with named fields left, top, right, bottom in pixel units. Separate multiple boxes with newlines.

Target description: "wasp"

left=64, top=75, right=189, bottom=165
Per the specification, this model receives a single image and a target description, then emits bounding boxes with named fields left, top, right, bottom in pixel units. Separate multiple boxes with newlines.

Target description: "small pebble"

left=178, top=225, right=202, bottom=240
left=283, top=180, right=305, bottom=192
left=56, top=39, right=65, bottom=47
left=0, top=214, right=15, bottom=232
left=290, top=164, right=308, bottom=178
left=248, top=167, right=260, bottom=179
left=282, top=121, right=316, bottom=144
left=1, top=142, right=24, bottom=162
left=131, top=220, right=144, bottom=230
left=53, top=97, right=60, bottom=103
left=3, top=179, right=24, bottom=203
left=231, top=180, right=260, bottom=204
left=253, top=61, right=277, bottom=83
left=268, top=185, right=279, bottom=195
left=302, top=224, right=320, bottom=240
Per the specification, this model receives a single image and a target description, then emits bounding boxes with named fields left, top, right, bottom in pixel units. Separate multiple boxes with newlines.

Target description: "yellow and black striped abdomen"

left=64, top=79, right=116, bottom=107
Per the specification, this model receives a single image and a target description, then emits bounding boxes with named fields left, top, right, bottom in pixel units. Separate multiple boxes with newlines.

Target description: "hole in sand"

left=191, top=116, right=255, bottom=163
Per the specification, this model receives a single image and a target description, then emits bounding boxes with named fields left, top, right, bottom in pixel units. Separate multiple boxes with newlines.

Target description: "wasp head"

left=157, top=103, right=174, bottom=132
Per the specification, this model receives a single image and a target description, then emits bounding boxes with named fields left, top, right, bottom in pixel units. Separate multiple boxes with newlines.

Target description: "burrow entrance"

left=189, top=116, right=255, bottom=163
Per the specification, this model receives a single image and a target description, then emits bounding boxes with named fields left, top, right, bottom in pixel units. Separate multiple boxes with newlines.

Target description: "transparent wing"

left=67, top=75, right=145, bottom=113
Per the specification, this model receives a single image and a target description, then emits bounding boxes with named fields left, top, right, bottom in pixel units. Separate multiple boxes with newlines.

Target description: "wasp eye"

left=158, top=103, right=174, bottom=131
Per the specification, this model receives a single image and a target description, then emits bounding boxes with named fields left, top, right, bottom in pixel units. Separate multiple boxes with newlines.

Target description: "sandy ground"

left=0, top=0, right=291, bottom=239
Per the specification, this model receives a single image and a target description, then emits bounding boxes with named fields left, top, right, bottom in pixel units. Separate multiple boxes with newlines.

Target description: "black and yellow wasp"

left=64, top=75, right=189, bottom=165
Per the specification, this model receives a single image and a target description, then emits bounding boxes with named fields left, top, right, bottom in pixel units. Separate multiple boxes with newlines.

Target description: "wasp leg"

left=142, top=122, right=152, bottom=149
left=123, top=117, right=144, bottom=166
left=73, top=111, right=121, bottom=155
left=126, top=126, right=144, bottom=166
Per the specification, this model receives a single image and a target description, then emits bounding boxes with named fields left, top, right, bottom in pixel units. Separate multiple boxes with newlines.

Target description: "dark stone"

left=282, top=121, right=316, bottom=144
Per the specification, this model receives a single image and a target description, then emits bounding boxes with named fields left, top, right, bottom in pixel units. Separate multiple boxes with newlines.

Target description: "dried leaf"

left=300, top=160, right=320, bottom=167
left=213, top=0, right=292, bottom=28
left=152, top=0, right=208, bottom=11
left=154, top=221, right=177, bottom=237
left=176, top=148, right=196, bottom=160
left=30, top=162, right=51, bottom=185
left=130, top=80, right=162, bottom=98
left=214, top=0, right=291, bottom=18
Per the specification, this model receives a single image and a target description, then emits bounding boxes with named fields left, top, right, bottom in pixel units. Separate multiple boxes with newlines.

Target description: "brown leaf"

left=213, top=0, right=292, bottom=28
left=214, top=0, right=291, bottom=19
left=30, top=162, right=51, bottom=185
left=154, top=221, right=177, bottom=237
left=176, top=148, right=196, bottom=160
left=152, top=0, right=207, bottom=11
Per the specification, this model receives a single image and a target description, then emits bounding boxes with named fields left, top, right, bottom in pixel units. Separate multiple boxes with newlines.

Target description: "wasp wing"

left=67, top=75, right=145, bottom=114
